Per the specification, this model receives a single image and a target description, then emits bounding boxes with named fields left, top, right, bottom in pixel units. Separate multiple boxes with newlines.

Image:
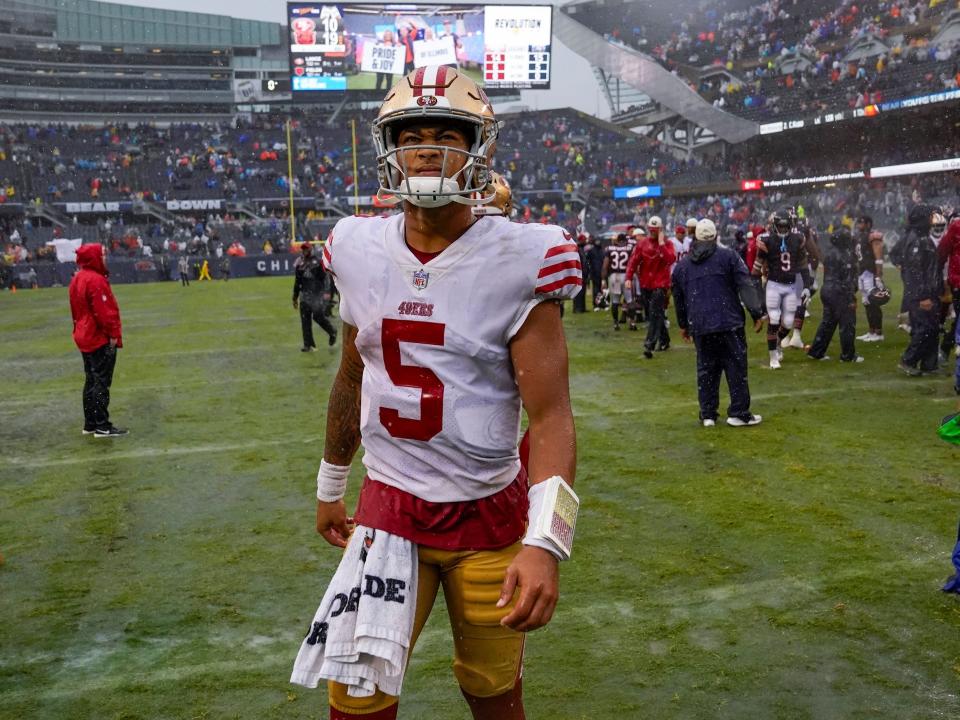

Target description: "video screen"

left=287, top=3, right=552, bottom=96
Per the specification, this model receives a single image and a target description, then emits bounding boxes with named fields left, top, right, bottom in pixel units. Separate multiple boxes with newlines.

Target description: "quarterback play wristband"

left=523, top=476, right=580, bottom=561
left=316, top=460, right=351, bottom=502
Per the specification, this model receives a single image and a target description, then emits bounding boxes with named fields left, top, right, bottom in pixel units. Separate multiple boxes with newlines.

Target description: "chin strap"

left=379, top=183, right=496, bottom=209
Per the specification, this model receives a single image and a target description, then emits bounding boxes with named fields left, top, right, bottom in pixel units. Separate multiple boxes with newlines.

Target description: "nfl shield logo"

left=413, top=269, right=429, bottom=290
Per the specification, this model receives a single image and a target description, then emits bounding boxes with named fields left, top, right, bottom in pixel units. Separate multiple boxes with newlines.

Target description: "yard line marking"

left=3, top=439, right=293, bottom=468
left=572, top=377, right=944, bottom=416
left=2, top=343, right=281, bottom=367
left=0, top=375, right=281, bottom=406
left=0, top=624, right=449, bottom=702
left=0, top=553, right=949, bottom=704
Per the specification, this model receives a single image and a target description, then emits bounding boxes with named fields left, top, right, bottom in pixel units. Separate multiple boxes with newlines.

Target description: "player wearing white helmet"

left=293, top=66, right=581, bottom=720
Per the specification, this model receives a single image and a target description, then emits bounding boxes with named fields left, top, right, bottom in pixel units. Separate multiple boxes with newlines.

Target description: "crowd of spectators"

left=0, top=116, right=371, bottom=206
left=579, top=0, right=960, bottom=121
left=0, top=110, right=721, bottom=208
left=2, top=97, right=960, bottom=273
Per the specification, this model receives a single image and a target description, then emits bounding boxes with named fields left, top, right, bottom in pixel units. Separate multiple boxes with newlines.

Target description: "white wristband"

left=316, top=459, right=351, bottom=502
left=522, top=476, right=580, bottom=562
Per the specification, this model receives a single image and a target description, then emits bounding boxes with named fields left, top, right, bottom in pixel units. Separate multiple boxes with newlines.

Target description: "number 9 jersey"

left=322, top=213, right=582, bottom=503
left=756, top=231, right=808, bottom=285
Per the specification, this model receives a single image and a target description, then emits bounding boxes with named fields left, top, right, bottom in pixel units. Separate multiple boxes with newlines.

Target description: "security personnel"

left=894, top=205, right=943, bottom=375
left=293, top=240, right=337, bottom=351
left=807, top=227, right=863, bottom=363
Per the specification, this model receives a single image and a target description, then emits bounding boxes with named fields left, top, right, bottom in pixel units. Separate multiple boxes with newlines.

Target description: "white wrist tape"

left=316, top=460, right=351, bottom=502
left=523, top=476, right=580, bottom=561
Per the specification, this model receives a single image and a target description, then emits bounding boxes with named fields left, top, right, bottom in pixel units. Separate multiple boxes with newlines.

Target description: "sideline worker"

left=69, top=244, right=127, bottom=437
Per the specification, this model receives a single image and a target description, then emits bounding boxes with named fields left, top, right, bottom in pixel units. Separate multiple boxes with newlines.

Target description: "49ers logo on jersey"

left=412, top=269, right=429, bottom=290
left=416, top=95, right=438, bottom=107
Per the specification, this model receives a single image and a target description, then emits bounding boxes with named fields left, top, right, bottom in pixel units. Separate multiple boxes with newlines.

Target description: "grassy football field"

left=1, top=275, right=959, bottom=720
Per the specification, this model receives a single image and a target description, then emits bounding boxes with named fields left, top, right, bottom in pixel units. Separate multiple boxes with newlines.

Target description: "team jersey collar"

left=386, top=213, right=499, bottom=280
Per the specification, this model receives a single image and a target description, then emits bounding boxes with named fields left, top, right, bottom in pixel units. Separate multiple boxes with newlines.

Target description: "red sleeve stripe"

left=536, top=275, right=582, bottom=294
left=544, top=243, right=578, bottom=259
left=538, top=259, right=582, bottom=278
left=322, top=246, right=332, bottom=263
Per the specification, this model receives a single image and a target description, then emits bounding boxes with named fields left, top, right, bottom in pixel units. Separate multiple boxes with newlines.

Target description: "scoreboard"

left=482, top=5, right=551, bottom=85
left=286, top=2, right=552, bottom=98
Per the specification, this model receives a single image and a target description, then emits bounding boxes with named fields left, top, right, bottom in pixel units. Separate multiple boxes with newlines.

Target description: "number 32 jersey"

left=323, top=213, right=581, bottom=503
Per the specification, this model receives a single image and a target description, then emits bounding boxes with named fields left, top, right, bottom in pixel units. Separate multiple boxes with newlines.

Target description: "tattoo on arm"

left=324, top=323, right=364, bottom=464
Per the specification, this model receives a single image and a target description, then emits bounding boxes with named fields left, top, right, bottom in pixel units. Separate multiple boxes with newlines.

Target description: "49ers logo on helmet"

left=416, top=95, right=438, bottom=107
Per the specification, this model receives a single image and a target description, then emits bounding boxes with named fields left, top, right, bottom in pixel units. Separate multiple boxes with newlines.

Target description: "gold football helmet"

left=373, top=65, right=498, bottom=208
left=472, top=171, right=513, bottom=217
left=931, top=211, right=947, bottom=240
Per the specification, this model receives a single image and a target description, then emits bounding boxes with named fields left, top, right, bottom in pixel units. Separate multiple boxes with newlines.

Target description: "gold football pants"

left=328, top=542, right=524, bottom=716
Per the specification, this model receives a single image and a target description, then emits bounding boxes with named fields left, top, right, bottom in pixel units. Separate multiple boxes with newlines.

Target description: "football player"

left=854, top=215, right=887, bottom=342
left=669, top=222, right=692, bottom=268
left=472, top=171, right=513, bottom=217
left=753, top=209, right=813, bottom=369
left=786, top=215, right=822, bottom=349
left=602, top=231, right=632, bottom=330
left=298, top=66, right=581, bottom=720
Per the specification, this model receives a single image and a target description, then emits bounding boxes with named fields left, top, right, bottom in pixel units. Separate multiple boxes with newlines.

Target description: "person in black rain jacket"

left=807, top=227, right=862, bottom=363
left=892, top=204, right=944, bottom=375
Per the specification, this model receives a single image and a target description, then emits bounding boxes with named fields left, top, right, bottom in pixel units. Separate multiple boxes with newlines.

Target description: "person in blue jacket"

left=672, top=219, right=766, bottom=428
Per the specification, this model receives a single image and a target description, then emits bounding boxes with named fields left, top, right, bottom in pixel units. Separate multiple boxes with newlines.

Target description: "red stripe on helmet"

left=435, top=65, right=448, bottom=96
left=412, top=67, right=426, bottom=96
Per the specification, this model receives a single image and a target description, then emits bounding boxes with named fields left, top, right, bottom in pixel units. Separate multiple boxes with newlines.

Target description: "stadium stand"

left=569, top=0, right=960, bottom=122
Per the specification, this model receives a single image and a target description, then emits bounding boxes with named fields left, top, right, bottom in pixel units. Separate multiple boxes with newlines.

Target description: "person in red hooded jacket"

left=69, top=244, right=127, bottom=437
left=938, top=213, right=960, bottom=358
left=625, top=215, right=676, bottom=359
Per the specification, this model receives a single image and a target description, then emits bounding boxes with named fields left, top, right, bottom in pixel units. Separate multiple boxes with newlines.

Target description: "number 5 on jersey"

left=380, top=319, right=445, bottom=441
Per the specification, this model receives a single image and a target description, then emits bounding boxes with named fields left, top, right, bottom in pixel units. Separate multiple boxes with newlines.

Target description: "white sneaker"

left=727, top=414, right=762, bottom=427
left=862, top=333, right=884, bottom=342
left=856, top=332, right=873, bottom=341
left=788, top=331, right=805, bottom=349
left=769, top=351, right=781, bottom=369
left=845, top=355, right=865, bottom=363
left=897, top=323, right=911, bottom=333
left=702, top=418, right=716, bottom=427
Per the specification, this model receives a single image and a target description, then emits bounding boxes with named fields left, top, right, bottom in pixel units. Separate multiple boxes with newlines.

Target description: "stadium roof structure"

left=3, top=0, right=282, bottom=48
left=558, top=0, right=757, bottom=150
left=0, top=0, right=295, bottom=120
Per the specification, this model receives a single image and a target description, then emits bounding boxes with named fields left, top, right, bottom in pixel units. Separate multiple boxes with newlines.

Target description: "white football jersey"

left=323, top=213, right=581, bottom=503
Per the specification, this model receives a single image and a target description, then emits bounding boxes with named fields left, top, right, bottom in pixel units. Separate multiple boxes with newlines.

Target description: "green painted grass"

left=1, top=276, right=959, bottom=720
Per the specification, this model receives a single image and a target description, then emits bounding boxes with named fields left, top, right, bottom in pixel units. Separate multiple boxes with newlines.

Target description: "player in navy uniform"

left=786, top=217, right=822, bottom=349
left=753, top=209, right=813, bottom=369
left=602, top=233, right=633, bottom=331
